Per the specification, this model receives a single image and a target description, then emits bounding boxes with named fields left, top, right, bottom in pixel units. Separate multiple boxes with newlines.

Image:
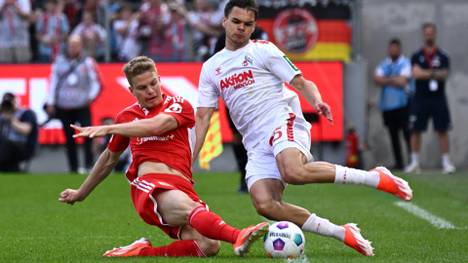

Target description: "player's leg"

left=275, top=148, right=412, bottom=201
left=134, top=225, right=220, bottom=257
left=432, top=97, right=455, bottom=173
left=156, top=189, right=268, bottom=256
left=249, top=178, right=373, bottom=256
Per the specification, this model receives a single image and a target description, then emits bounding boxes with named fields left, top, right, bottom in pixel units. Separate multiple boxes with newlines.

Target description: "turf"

left=0, top=171, right=467, bottom=262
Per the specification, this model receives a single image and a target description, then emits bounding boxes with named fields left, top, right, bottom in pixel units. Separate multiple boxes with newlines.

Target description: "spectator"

left=71, top=11, right=106, bottom=60
left=186, top=0, right=222, bottom=61
left=35, top=0, right=69, bottom=62
left=137, top=0, right=172, bottom=61
left=166, top=1, right=188, bottom=61
left=61, top=0, right=82, bottom=30
left=374, top=38, right=411, bottom=170
left=0, top=92, right=38, bottom=172
left=0, top=0, right=32, bottom=63
left=111, top=3, right=140, bottom=61
left=405, top=23, right=455, bottom=174
left=45, top=34, right=101, bottom=173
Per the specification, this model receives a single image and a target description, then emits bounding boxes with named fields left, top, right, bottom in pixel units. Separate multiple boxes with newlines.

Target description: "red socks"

left=139, top=240, right=204, bottom=257
left=138, top=206, right=241, bottom=257
left=188, top=205, right=241, bottom=244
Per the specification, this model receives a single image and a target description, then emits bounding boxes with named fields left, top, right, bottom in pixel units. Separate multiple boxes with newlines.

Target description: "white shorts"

left=245, top=113, right=313, bottom=190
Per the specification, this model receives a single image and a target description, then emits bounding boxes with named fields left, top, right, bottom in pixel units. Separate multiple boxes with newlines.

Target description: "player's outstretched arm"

left=71, top=114, right=178, bottom=138
left=290, top=75, right=333, bottom=123
left=193, top=107, right=215, bottom=162
left=59, top=148, right=122, bottom=205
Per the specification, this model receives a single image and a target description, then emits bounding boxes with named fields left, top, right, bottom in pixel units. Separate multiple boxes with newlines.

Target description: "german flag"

left=257, top=2, right=352, bottom=62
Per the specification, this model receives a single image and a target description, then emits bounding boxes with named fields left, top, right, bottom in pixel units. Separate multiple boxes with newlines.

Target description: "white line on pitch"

left=395, top=201, right=457, bottom=229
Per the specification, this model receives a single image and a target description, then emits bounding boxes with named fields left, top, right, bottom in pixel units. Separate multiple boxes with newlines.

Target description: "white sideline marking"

left=395, top=201, right=456, bottom=229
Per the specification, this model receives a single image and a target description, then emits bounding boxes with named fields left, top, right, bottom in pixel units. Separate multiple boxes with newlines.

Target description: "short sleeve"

left=107, top=112, right=130, bottom=153
left=400, top=58, right=411, bottom=77
left=163, top=97, right=195, bottom=128
left=261, top=42, right=301, bottom=83
left=197, top=63, right=220, bottom=108
left=375, top=62, right=385, bottom=77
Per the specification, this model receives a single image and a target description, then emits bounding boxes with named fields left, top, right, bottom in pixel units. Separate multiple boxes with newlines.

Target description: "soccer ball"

left=263, top=221, right=305, bottom=258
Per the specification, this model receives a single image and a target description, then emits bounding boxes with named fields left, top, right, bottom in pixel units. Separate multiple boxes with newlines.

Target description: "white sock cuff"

left=442, top=153, right=450, bottom=163
left=334, top=165, right=346, bottom=184
left=411, top=152, right=419, bottom=163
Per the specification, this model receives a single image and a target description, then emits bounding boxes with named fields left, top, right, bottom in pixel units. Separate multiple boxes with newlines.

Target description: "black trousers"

left=56, top=106, right=94, bottom=172
left=0, top=136, right=27, bottom=172
left=382, top=107, right=411, bottom=169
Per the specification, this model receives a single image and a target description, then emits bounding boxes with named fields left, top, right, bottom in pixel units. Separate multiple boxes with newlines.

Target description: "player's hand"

left=58, top=189, right=84, bottom=205
left=315, top=102, right=333, bottom=123
left=71, top=124, right=108, bottom=138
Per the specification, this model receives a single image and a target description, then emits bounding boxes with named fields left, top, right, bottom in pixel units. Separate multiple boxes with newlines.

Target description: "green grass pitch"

left=1, top=171, right=467, bottom=262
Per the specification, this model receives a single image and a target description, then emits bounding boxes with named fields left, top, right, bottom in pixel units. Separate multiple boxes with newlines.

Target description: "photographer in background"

left=0, top=92, right=38, bottom=172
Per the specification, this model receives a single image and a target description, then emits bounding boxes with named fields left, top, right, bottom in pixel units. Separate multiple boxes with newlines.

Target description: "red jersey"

left=107, top=94, right=195, bottom=182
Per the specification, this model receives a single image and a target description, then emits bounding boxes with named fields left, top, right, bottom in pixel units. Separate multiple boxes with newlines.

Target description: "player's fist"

left=59, top=189, right=84, bottom=205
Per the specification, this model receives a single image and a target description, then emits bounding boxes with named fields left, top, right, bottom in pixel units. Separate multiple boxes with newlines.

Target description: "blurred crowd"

left=0, top=0, right=229, bottom=63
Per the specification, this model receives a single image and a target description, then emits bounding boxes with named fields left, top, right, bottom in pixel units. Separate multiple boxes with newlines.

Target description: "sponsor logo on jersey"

left=220, top=70, right=255, bottom=90
left=215, top=67, right=222, bottom=75
left=136, top=134, right=175, bottom=145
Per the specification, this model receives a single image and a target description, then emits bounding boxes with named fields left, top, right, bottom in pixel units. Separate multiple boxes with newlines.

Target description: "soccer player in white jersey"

left=194, top=0, right=413, bottom=257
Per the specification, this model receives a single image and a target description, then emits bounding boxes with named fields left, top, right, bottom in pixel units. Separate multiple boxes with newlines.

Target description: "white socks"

left=410, top=152, right=419, bottom=165
left=334, top=165, right=379, bottom=188
left=442, top=153, right=451, bottom=166
left=302, top=213, right=345, bottom=241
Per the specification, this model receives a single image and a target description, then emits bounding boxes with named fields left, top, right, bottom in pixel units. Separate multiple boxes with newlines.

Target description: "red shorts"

left=130, top=173, right=206, bottom=239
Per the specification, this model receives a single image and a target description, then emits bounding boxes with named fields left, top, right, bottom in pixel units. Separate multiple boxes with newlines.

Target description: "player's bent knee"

left=198, top=239, right=221, bottom=256
left=282, top=166, right=305, bottom=184
left=253, top=199, right=278, bottom=219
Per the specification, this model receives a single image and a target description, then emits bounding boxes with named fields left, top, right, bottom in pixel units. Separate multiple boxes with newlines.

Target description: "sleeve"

left=262, top=42, right=301, bottom=83
left=400, top=58, right=411, bottom=77
left=107, top=112, right=130, bottom=152
left=375, top=62, right=385, bottom=77
left=163, top=98, right=195, bottom=128
left=197, top=63, right=219, bottom=108
left=85, top=57, right=101, bottom=101
left=19, top=0, right=31, bottom=13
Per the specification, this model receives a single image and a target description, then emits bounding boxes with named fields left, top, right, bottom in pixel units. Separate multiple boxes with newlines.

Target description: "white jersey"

left=198, top=40, right=306, bottom=151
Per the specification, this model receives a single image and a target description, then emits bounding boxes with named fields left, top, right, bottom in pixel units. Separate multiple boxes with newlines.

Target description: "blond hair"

left=123, top=56, right=156, bottom=86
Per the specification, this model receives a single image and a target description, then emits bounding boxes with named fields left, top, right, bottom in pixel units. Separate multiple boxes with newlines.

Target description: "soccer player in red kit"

left=59, top=56, right=268, bottom=258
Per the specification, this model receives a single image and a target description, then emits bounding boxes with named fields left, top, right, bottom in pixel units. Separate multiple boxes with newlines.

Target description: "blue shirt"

left=375, top=56, right=411, bottom=111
